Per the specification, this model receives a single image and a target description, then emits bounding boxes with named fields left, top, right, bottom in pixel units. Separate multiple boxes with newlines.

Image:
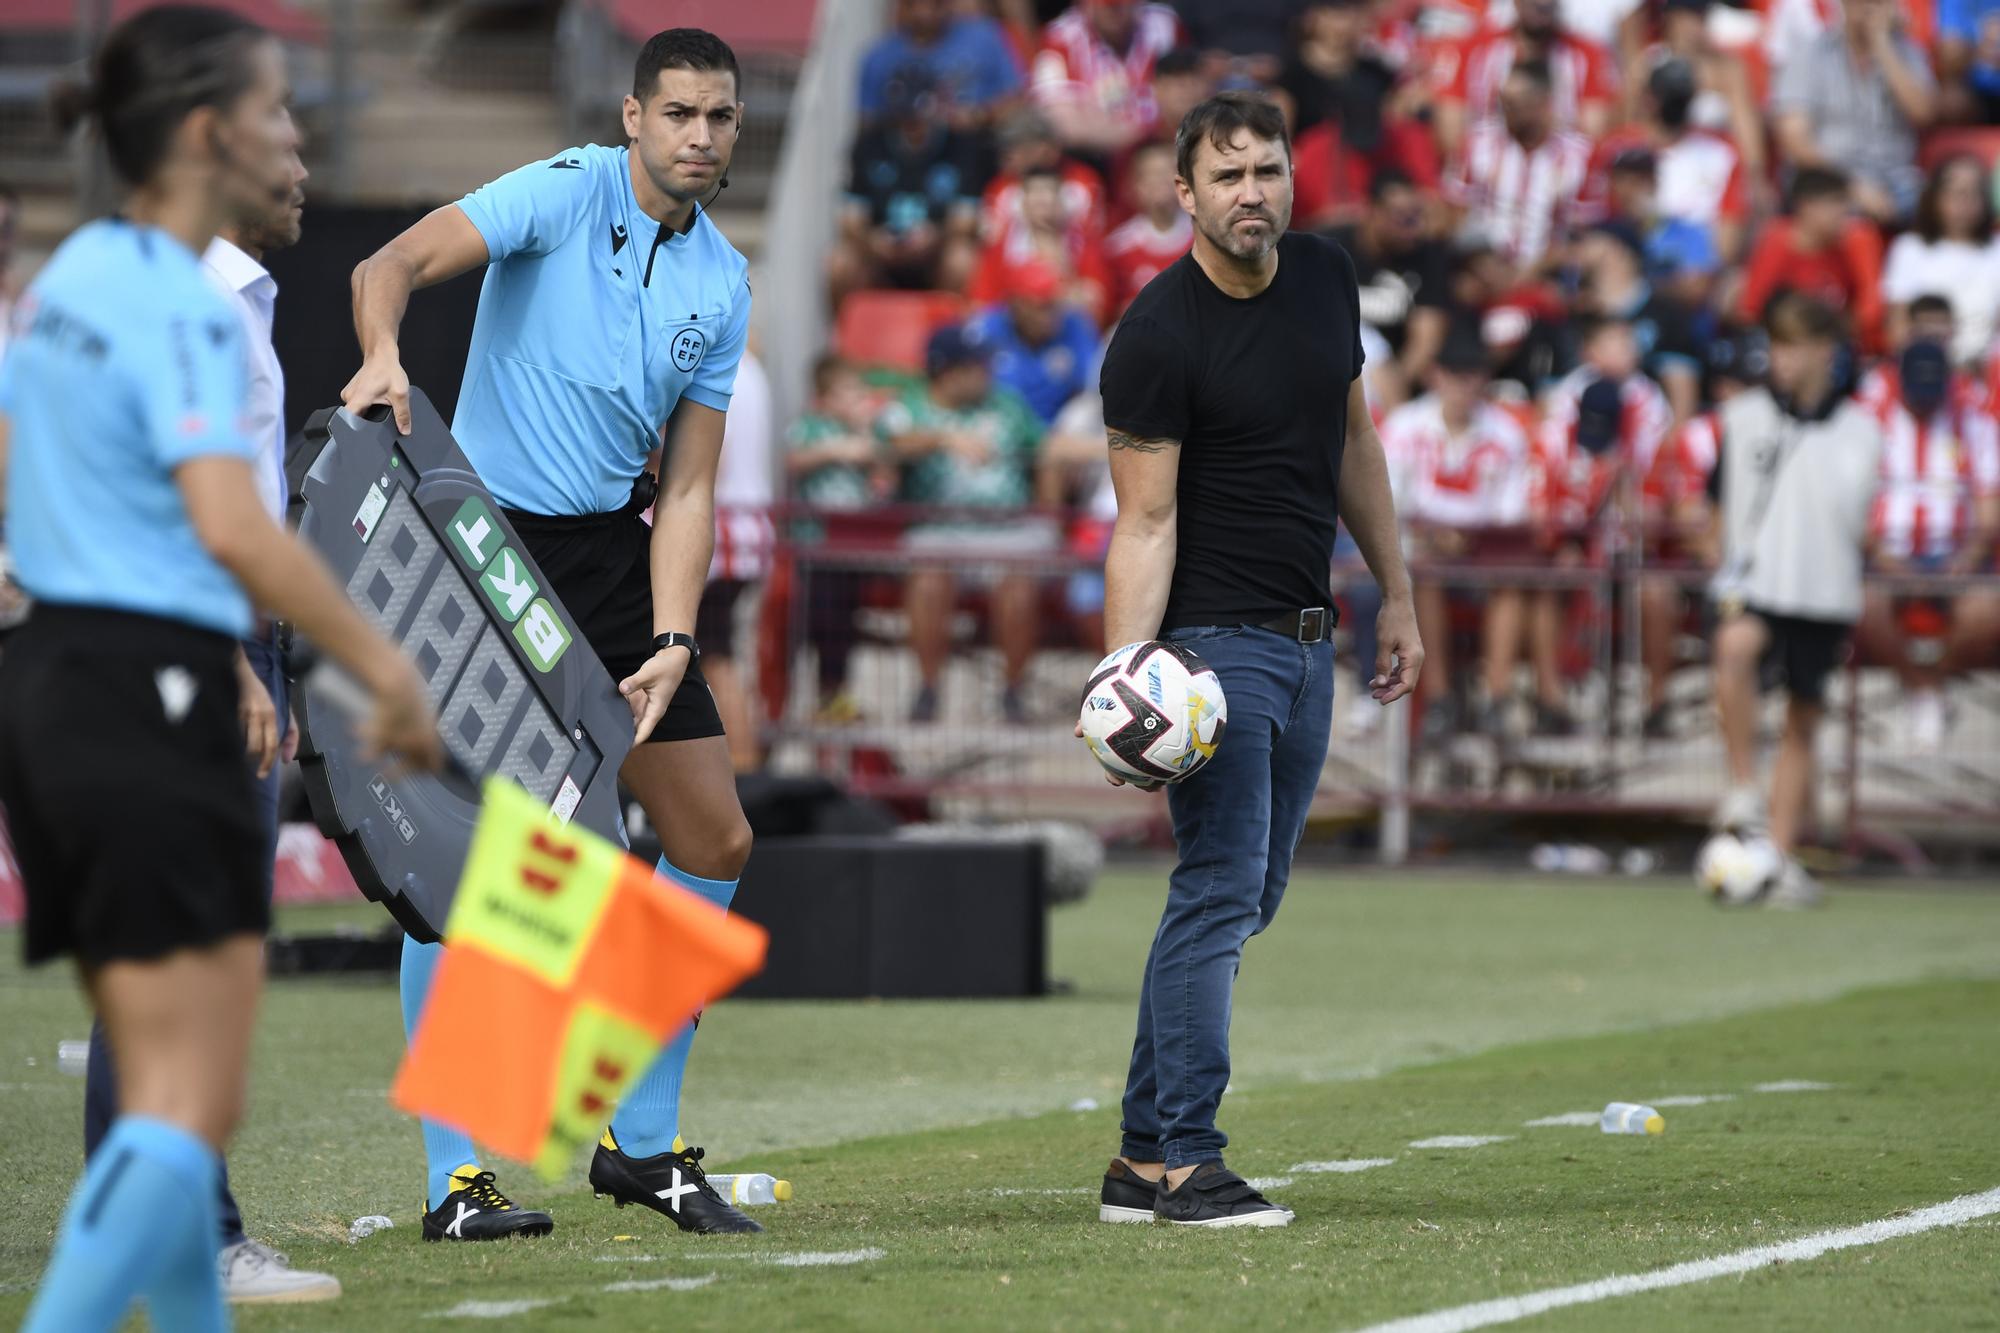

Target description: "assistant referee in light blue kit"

left=343, top=27, right=763, bottom=1239
left=0, top=8, right=437, bottom=1327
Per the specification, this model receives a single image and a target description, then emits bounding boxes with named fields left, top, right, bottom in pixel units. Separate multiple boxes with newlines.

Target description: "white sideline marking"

left=1410, top=1136, right=1513, bottom=1149
left=594, top=1254, right=660, bottom=1263
left=602, top=1274, right=718, bottom=1294
left=1246, top=1176, right=1294, bottom=1191
left=1292, top=1158, right=1397, bottom=1173
left=991, top=1187, right=1095, bottom=1197
left=767, top=1247, right=888, bottom=1268
left=1755, top=1080, right=1836, bottom=1093
left=1653, top=1094, right=1736, bottom=1107
left=1349, top=1185, right=2000, bottom=1333
left=433, top=1298, right=564, bottom=1318
left=1523, top=1112, right=1599, bottom=1128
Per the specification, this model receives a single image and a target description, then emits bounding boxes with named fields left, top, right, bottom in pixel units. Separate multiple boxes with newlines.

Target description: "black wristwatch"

left=651, top=631, right=700, bottom=660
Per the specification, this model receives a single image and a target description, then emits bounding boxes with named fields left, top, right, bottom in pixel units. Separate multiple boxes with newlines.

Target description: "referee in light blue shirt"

left=343, top=27, right=764, bottom=1240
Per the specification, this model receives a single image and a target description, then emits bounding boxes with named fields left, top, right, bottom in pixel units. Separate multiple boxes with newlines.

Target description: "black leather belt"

left=1257, top=607, right=1333, bottom=643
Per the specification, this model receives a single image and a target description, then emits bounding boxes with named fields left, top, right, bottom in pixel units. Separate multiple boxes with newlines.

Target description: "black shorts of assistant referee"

left=0, top=606, right=267, bottom=967
left=502, top=508, right=724, bottom=744
left=1744, top=605, right=1850, bottom=706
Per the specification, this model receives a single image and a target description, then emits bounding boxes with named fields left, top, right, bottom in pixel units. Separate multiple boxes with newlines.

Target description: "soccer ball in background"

left=1078, top=641, right=1227, bottom=790
left=1695, top=831, right=1786, bottom=905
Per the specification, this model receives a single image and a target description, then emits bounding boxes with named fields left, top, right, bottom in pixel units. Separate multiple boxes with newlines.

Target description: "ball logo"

left=671, top=327, right=706, bottom=373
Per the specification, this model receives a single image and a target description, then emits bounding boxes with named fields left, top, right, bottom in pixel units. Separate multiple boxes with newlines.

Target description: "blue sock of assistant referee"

left=400, top=936, right=482, bottom=1210
left=608, top=858, right=738, bottom=1158
left=23, top=1115, right=225, bottom=1333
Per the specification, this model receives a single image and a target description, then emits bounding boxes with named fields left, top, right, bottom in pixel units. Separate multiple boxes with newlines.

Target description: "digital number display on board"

left=292, top=390, right=635, bottom=942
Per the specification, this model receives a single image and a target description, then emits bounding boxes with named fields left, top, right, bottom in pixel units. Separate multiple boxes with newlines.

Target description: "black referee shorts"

left=501, top=508, right=724, bottom=745
left=0, top=606, right=267, bottom=967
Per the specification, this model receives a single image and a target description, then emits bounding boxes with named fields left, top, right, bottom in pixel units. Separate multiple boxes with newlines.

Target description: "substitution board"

left=291, top=390, right=634, bottom=941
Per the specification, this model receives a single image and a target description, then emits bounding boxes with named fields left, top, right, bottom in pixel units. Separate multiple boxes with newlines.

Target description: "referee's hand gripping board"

left=288, top=390, right=636, bottom=942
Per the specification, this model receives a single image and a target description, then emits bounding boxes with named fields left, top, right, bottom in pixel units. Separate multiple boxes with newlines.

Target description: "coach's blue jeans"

left=1120, top=624, right=1334, bottom=1169
left=83, top=634, right=286, bottom=1250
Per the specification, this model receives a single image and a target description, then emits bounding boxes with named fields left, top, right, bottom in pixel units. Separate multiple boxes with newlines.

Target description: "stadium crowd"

left=780, top=0, right=2000, bottom=746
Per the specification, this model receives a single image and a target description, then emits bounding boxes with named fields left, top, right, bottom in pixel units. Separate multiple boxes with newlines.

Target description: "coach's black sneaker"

left=421, top=1167, right=555, bottom=1242
left=590, top=1131, right=764, bottom=1234
left=1154, top=1162, right=1295, bottom=1228
left=1098, top=1159, right=1161, bottom=1224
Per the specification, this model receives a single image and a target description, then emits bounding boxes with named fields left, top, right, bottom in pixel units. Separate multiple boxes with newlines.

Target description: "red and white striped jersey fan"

left=1381, top=395, right=1534, bottom=529
left=1446, top=121, right=1593, bottom=267
left=1104, top=212, right=1192, bottom=314
left=1857, top=366, right=2000, bottom=562
left=1435, top=27, right=1619, bottom=131
left=1534, top=369, right=1673, bottom=533
left=1030, top=5, right=1184, bottom=143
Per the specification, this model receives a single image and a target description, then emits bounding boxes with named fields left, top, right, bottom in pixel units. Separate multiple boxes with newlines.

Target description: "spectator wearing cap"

left=966, top=259, right=1101, bottom=422
left=858, top=0, right=1024, bottom=133
left=1854, top=296, right=2000, bottom=747
left=1434, top=0, right=1621, bottom=160
left=1534, top=318, right=1675, bottom=735
left=1737, top=167, right=1886, bottom=355
left=1103, top=140, right=1193, bottom=317
left=880, top=324, right=1049, bottom=724
left=1880, top=156, right=2000, bottom=370
left=1596, top=147, right=1721, bottom=305
left=1327, top=170, right=1454, bottom=407
left=1574, top=218, right=1703, bottom=424
left=1284, top=0, right=1441, bottom=231
left=1445, top=60, right=1594, bottom=281
left=1379, top=328, right=1538, bottom=740
left=968, top=164, right=1116, bottom=325
left=832, top=67, right=984, bottom=308
left=1938, top=0, right=2000, bottom=120
left=1031, top=0, right=1186, bottom=158
left=1590, top=55, right=1750, bottom=264
left=1773, top=0, right=1935, bottom=224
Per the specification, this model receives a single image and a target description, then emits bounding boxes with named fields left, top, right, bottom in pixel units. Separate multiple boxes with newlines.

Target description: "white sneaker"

left=1907, top=690, right=1948, bottom=750
left=218, top=1239, right=342, bottom=1304
left=1714, top=784, right=1765, bottom=834
left=1765, top=858, right=1826, bottom=910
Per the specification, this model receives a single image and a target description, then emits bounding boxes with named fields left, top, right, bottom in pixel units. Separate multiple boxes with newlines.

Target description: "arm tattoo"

left=1107, top=429, right=1179, bottom=454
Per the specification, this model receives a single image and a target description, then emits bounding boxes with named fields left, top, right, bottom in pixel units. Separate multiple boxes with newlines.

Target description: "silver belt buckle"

left=1297, top=607, right=1328, bottom=643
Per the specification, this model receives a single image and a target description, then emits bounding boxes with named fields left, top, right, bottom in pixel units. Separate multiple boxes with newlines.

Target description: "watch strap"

left=652, top=631, right=700, bottom=659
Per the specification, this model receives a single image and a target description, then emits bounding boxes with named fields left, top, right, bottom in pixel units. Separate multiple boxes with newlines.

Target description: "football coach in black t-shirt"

left=1090, top=92, right=1423, bottom=1228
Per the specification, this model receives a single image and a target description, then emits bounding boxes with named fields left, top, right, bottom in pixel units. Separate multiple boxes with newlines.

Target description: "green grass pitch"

left=2, top=869, right=1998, bottom=1330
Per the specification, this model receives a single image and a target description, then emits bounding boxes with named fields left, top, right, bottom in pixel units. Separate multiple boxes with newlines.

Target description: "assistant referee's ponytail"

left=50, top=4, right=269, bottom=188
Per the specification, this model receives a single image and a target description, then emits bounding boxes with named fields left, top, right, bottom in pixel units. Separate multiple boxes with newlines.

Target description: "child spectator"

left=969, top=164, right=1115, bottom=324
left=1103, top=140, right=1192, bottom=316
left=1736, top=167, right=1885, bottom=354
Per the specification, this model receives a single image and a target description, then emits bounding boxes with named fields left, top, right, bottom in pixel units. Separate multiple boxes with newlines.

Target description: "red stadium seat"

left=1919, top=126, right=2000, bottom=173
left=835, top=290, right=967, bottom=372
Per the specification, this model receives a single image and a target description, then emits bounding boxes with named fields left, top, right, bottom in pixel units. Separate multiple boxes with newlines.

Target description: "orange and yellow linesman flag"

left=392, top=778, right=766, bottom=1178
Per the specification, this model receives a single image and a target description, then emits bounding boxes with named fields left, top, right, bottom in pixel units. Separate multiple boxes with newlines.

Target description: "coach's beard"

left=1207, top=206, right=1283, bottom=261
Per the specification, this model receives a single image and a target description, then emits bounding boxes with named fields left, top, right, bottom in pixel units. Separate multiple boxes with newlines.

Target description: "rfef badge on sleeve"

left=291, top=389, right=634, bottom=942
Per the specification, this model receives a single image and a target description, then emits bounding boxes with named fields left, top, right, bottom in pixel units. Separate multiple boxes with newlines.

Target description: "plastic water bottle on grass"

left=708, top=1174, right=792, bottom=1205
left=1601, top=1102, right=1664, bottom=1135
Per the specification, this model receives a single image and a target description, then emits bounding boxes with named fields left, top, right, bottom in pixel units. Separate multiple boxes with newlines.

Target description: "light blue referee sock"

left=608, top=858, right=739, bottom=1159
left=401, top=935, right=482, bottom=1211
left=23, top=1114, right=225, bottom=1333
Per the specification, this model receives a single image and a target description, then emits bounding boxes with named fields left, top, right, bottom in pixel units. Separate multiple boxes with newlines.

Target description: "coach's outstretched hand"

left=620, top=648, right=689, bottom=742
left=1370, top=598, right=1425, bottom=706
left=341, top=352, right=414, bottom=436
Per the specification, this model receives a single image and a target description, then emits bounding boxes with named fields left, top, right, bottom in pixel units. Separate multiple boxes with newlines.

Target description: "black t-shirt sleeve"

left=1409, top=243, right=1452, bottom=309
left=1100, top=313, right=1193, bottom=441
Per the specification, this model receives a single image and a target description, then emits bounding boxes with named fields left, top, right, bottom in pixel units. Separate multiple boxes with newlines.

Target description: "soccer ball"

left=1695, top=832, right=1785, bottom=905
left=1077, top=641, right=1227, bottom=790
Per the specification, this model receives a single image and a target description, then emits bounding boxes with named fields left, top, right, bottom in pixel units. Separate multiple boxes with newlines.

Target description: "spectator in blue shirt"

left=967, top=258, right=1100, bottom=425
left=1939, top=0, right=2000, bottom=118
left=859, top=0, right=1023, bottom=132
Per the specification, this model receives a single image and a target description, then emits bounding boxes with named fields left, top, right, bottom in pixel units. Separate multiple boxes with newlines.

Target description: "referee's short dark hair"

left=1175, top=91, right=1290, bottom=184
left=633, top=28, right=740, bottom=103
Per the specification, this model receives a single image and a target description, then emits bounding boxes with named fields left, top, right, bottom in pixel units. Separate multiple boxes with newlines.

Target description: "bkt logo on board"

left=370, top=777, right=419, bottom=845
